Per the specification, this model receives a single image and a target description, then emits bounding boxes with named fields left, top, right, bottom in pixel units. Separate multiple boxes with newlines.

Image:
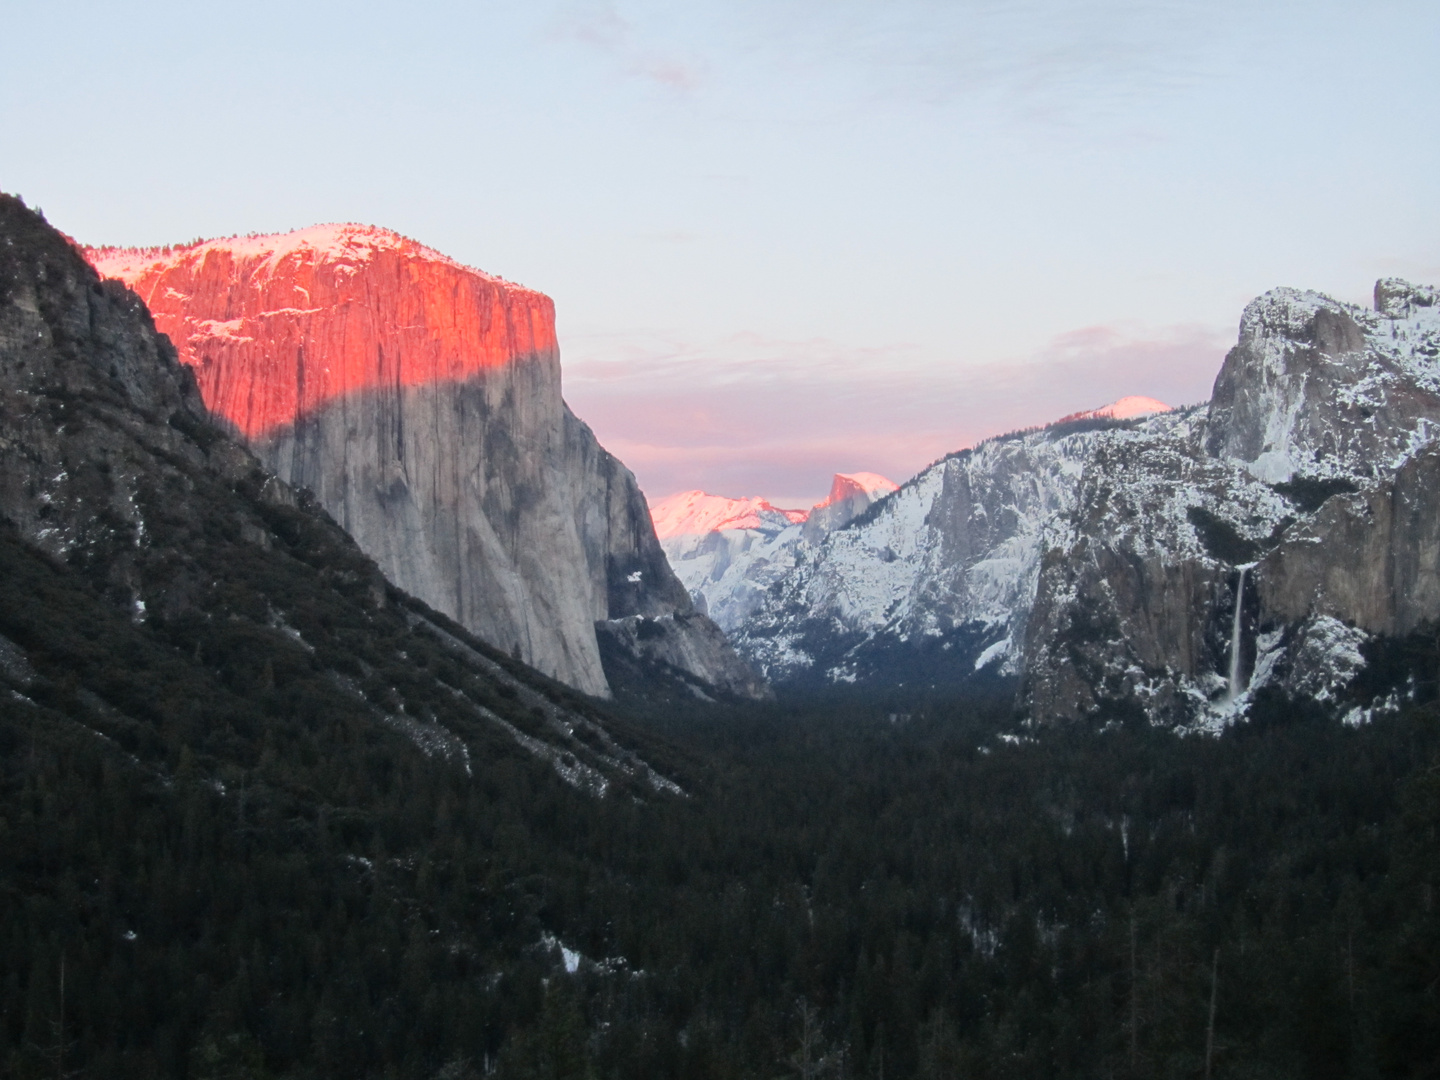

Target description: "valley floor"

left=4, top=584, right=1439, bottom=1080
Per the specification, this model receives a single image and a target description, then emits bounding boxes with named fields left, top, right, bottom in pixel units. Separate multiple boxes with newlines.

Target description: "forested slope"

left=7, top=623, right=1440, bottom=1078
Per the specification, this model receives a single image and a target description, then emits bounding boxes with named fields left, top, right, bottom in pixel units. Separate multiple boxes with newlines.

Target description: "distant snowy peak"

left=802, top=472, right=901, bottom=544
left=650, top=491, right=808, bottom=540
left=650, top=473, right=899, bottom=540
left=815, top=472, right=900, bottom=509
left=652, top=473, right=898, bottom=635
left=1056, top=396, right=1172, bottom=424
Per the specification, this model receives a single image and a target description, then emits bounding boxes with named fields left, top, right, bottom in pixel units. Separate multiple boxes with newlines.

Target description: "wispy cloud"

left=550, top=4, right=706, bottom=92
left=564, top=321, right=1228, bottom=504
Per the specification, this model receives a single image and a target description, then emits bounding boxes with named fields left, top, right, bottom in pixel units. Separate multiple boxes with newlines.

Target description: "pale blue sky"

left=4, top=1, right=1437, bottom=503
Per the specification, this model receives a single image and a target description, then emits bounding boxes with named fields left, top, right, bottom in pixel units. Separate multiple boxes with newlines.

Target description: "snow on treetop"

left=87, top=223, right=543, bottom=298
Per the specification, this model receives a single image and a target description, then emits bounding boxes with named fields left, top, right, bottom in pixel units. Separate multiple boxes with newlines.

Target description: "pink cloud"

left=563, top=322, right=1229, bottom=505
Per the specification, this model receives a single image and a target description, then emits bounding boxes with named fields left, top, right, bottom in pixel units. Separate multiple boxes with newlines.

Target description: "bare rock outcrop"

left=1203, top=283, right=1440, bottom=482
left=800, top=472, right=899, bottom=544
left=1256, top=444, right=1440, bottom=637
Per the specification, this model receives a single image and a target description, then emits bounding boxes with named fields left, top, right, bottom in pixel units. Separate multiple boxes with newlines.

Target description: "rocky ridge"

left=88, top=226, right=764, bottom=700
left=730, top=282, right=1440, bottom=724
left=733, top=418, right=1125, bottom=691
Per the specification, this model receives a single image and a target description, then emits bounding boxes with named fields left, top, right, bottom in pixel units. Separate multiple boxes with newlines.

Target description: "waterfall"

left=1227, top=567, right=1247, bottom=700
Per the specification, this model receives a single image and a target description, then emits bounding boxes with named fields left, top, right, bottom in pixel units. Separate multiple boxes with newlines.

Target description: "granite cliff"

left=0, top=191, right=680, bottom=795
left=1023, top=279, right=1440, bottom=726
left=88, top=227, right=764, bottom=700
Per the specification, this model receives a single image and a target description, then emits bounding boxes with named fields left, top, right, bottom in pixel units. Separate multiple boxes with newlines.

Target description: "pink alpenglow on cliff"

left=813, top=472, right=899, bottom=509
left=84, top=225, right=766, bottom=700
left=88, top=224, right=558, bottom=440
left=802, top=472, right=901, bottom=541
left=1056, top=396, right=1172, bottom=425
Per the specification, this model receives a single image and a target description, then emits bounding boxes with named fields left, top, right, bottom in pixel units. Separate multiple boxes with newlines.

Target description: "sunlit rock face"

left=89, top=226, right=763, bottom=699
left=802, top=472, right=899, bottom=543
left=87, top=226, right=559, bottom=441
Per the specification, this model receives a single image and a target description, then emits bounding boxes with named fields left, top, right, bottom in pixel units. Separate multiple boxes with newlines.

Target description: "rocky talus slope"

left=88, top=227, right=763, bottom=700
left=734, top=282, right=1440, bottom=724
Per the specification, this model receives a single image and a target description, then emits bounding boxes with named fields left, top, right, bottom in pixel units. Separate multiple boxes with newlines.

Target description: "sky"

left=3, top=1, right=1437, bottom=506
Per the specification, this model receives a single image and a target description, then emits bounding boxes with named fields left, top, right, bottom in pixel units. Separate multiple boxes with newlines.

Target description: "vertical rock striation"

left=801, top=472, right=899, bottom=543
left=89, top=226, right=763, bottom=699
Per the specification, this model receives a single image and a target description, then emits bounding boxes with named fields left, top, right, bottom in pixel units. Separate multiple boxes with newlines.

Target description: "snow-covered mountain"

left=652, top=492, right=809, bottom=544
left=651, top=474, right=896, bottom=634
left=1026, top=279, right=1440, bottom=727
left=802, top=472, right=900, bottom=541
left=733, top=407, right=1154, bottom=692
left=731, top=278, right=1440, bottom=725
